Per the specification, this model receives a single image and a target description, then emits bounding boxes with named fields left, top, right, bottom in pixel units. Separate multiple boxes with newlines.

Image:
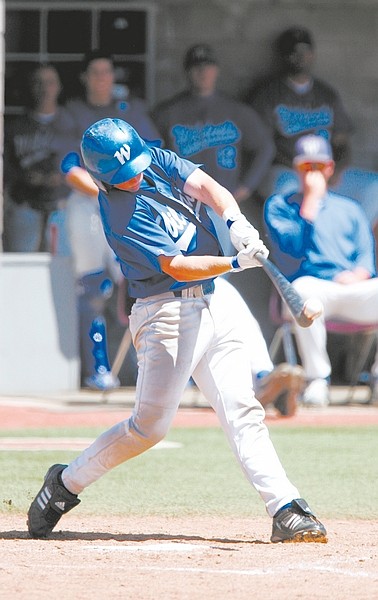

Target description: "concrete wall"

left=0, top=254, right=79, bottom=393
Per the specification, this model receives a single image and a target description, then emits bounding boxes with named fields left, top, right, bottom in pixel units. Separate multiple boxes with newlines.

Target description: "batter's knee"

left=130, top=408, right=174, bottom=448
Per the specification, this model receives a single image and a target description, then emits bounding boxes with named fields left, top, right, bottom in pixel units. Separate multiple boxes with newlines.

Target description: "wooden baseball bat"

left=111, top=327, right=133, bottom=378
left=255, top=252, right=314, bottom=327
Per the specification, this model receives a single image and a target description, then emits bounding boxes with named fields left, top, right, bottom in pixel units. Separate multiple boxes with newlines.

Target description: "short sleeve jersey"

left=97, top=146, right=222, bottom=298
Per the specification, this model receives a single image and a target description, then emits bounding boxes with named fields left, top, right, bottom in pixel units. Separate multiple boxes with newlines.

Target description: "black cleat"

left=27, top=464, right=80, bottom=538
left=271, top=498, right=327, bottom=543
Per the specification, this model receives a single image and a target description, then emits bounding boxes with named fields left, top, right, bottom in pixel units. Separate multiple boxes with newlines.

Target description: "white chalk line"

left=0, top=438, right=182, bottom=451
left=138, top=563, right=375, bottom=579
left=83, top=546, right=377, bottom=579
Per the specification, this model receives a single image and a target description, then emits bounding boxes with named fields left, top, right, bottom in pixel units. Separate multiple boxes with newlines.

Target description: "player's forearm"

left=65, top=167, right=99, bottom=197
left=300, top=171, right=327, bottom=221
left=159, top=253, right=233, bottom=281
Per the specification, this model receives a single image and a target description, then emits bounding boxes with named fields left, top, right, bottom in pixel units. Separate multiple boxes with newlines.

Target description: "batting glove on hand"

left=222, top=209, right=260, bottom=251
left=231, top=241, right=269, bottom=271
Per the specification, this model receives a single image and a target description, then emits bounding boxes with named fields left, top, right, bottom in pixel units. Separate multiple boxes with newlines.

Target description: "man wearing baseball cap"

left=264, top=134, right=378, bottom=406
left=250, top=26, right=353, bottom=198
left=183, top=43, right=218, bottom=70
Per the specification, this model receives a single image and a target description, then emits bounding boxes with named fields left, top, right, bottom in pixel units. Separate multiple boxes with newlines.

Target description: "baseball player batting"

left=27, top=118, right=327, bottom=544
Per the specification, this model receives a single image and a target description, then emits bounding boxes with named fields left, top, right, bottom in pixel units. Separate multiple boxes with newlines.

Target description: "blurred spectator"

left=152, top=43, right=275, bottom=254
left=65, top=49, right=160, bottom=144
left=3, top=64, right=72, bottom=251
left=264, top=135, right=378, bottom=406
left=250, top=26, right=354, bottom=198
left=62, top=49, right=161, bottom=387
left=330, top=165, right=378, bottom=269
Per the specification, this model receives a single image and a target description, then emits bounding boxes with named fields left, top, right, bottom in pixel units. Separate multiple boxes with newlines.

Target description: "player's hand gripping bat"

left=255, top=252, right=323, bottom=328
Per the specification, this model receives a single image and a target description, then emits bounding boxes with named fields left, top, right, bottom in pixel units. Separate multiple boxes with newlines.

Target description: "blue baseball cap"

left=293, top=135, right=333, bottom=166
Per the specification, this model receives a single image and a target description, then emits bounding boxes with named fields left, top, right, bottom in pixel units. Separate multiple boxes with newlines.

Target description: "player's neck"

left=33, top=99, right=58, bottom=116
left=286, top=74, right=313, bottom=94
left=287, top=72, right=312, bottom=85
left=191, top=88, right=215, bottom=98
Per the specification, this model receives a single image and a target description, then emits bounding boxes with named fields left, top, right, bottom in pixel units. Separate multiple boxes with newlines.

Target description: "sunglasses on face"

left=296, top=161, right=328, bottom=173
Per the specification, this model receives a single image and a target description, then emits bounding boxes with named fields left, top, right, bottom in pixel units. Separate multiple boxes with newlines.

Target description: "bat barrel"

left=255, top=252, right=312, bottom=328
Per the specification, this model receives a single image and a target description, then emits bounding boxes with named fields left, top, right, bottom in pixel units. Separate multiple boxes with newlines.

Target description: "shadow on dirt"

left=0, top=529, right=268, bottom=544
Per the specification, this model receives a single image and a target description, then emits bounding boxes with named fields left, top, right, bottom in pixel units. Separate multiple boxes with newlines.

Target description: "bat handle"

left=296, top=311, right=313, bottom=328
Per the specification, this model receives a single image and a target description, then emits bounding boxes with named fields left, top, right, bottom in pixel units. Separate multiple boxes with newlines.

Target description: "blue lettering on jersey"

left=171, top=121, right=240, bottom=157
left=275, top=105, right=334, bottom=136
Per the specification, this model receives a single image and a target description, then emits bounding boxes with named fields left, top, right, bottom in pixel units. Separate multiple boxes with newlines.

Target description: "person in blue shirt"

left=264, top=134, right=378, bottom=406
left=27, top=118, right=327, bottom=545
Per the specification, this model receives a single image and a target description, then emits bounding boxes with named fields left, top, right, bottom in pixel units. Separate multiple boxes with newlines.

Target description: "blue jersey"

left=152, top=91, right=274, bottom=194
left=264, top=190, right=376, bottom=282
left=98, top=146, right=222, bottom=298
left=252, top=77, right=353, bottom=168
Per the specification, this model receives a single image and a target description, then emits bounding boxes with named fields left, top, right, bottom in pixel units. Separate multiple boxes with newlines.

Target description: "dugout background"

left=2, top=0, right=377, bottom=388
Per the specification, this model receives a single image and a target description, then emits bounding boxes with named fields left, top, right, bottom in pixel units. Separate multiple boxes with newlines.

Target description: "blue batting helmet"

left=80, top=118, right=152, bottom=185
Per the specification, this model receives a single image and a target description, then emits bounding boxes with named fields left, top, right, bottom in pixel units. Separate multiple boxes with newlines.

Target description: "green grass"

left=0, top=425, right=377, bottom=520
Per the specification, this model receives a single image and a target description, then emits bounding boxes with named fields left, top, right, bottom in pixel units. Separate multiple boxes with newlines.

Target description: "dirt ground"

left=1, top=396, right=378, bottom=599
left=1, top=515, right=377, bottom=600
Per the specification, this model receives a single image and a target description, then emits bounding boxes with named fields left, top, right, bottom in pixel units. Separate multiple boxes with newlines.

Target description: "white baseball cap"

left=293, top=135, right=333, bottom=166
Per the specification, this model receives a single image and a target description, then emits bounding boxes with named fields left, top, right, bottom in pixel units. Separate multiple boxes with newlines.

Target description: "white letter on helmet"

left=114, top=144, right=131, bottom=165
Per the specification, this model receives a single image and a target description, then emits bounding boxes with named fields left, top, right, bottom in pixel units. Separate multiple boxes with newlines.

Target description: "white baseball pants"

left=291, top=276, right=378, bottom=380
left=63, top=282, right=299, bottom=517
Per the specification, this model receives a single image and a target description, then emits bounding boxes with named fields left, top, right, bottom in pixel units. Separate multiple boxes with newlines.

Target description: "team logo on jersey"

left=275, top=105, right=333, bottom=136
left=172, top=121, right=240, bottom=157
left=161, top=206, right=196, bottom=252
left=114, top=144, right=131, bottom=164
